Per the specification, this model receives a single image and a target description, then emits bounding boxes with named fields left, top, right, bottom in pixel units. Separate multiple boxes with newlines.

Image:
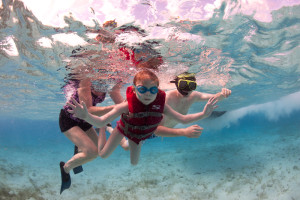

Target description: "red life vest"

left=117, top=86, right=165, bottom=144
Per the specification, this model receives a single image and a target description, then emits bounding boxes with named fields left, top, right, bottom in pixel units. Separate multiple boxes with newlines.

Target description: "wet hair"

left=172, top=72, right=196, bottom=82
left=133, top=70, right=159, bottom=86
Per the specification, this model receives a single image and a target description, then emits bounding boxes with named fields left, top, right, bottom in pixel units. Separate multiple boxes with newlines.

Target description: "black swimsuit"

left=59, top=80, right=106, bottom=132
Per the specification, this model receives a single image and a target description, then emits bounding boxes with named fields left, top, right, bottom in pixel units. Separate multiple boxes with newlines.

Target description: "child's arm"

left=88, top=104, right=116, bottom=116
left=67, top=97, right=127, bottom=127
left=163, top=97, right=218, bottom=124
left=155, top=125, right=203, bottom=138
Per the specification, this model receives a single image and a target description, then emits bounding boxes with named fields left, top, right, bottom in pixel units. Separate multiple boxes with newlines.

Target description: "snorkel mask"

left=170, top=72, right=197, bottom=96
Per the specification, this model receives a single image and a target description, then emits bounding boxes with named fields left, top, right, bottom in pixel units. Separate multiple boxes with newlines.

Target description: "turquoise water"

left=1, top=0, right=300, bottom=199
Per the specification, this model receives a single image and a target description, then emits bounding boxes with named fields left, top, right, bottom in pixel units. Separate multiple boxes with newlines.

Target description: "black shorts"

left=59, top=109, right=92, bottom=132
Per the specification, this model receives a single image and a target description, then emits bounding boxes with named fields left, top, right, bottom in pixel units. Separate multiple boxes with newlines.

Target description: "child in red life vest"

left=67, top=70, right=219, bottom=165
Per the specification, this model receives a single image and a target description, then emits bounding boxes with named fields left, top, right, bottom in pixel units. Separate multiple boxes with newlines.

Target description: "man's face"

left=175, top=78, right=197, bottom=97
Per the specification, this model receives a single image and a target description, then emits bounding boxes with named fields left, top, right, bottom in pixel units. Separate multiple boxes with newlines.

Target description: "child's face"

left=134, top=79, right=158, bottom=105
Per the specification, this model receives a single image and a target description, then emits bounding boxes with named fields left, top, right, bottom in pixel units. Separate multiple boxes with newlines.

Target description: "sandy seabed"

left=1, top=124, right=299, bottom=200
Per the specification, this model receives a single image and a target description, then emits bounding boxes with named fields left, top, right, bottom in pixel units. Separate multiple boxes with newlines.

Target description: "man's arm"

left=193, top=88, right=231, bottom=102
left=163, top=97, right=218, bottom=124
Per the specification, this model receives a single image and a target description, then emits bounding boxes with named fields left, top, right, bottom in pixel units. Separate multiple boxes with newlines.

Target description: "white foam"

left=205, top=90, right=300, bottom=129
left=52, top=33, right=88, bottom=46
left=0, top=36, right=19, bottom=56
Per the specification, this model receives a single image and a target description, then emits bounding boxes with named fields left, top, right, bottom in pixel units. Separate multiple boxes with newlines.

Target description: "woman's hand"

left=67, top=97, right=89, bottom=120
left=203, top=97, right=219, bottom=117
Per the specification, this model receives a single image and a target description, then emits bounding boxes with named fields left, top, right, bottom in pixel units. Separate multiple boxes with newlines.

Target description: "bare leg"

left=98, top=127, right=106, bottom=152
left=85, top=127, right=98, bottom=146
left=106, top=125, right=129, bottom=150
left=98, top=127, right=142, bottom=165
left=128, top=140, right=142, bottom=165
left=98, top=128, right=124, bottom=158
left=63, top=127, right=98, bottom=173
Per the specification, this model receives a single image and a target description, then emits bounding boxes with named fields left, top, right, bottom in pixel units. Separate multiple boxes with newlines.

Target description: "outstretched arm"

left=88, top=105, right=115, bottom=116
left=155, top=125, right=203, bottom=138
left=67, top=97, right=127, bottom=128
left=193, top=88, right=231, bottom=102
left=164, top=97, right=218, bottom=124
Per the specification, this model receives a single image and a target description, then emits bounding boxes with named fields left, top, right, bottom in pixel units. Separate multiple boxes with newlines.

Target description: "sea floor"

left=0, top=117, right=299, bottom=200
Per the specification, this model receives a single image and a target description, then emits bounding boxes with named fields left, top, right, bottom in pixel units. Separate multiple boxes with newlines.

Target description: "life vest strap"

left=128, top=112, right=162, bottom=118
left=118, top=123, right=154, bottom=139
left=121, top=117, right=160, bottom=130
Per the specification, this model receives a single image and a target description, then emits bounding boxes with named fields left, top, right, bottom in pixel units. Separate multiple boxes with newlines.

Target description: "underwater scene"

left=0, top=0, right=300, bottom=199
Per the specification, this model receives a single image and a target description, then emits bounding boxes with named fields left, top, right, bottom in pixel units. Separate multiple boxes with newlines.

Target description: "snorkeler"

left=67, top=70, right=218, bottom=167
left=154, top=72, right=231, bottom=137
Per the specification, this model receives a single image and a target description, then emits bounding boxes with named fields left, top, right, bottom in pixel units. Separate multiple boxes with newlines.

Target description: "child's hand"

left=203, top=97, right=218, bottom=117
left=67, top=97, right=88, bottom=120
left=184, top=125, right=203, bottom=138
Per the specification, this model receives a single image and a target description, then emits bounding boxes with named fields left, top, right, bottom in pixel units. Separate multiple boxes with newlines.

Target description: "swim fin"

left=209, top=111, right=227, bottom=118
left=73, top=145, right=83, bottom=174
left=106, top=123, right=112, bottom=127
left=60, top=162, right=71, bottom=194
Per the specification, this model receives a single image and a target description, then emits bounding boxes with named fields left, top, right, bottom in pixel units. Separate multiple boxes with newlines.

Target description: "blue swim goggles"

left=134, top=85, right=159, bottom=94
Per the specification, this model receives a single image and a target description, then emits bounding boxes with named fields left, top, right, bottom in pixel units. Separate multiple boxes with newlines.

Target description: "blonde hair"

left=133, top=70, right=159, bottom=86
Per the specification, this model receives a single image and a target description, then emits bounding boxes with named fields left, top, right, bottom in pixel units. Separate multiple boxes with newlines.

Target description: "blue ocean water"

left=0, top=0, right=300, bottom=199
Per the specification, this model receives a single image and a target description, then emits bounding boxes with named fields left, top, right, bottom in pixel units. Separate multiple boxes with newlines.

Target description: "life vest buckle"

left=135, top=112, right=148, bottom=118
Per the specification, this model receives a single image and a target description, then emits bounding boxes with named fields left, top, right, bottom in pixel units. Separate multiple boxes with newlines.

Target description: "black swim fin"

left=209, top=111, right=227, bottom=118
left=73, top=145, right=83, bottom=174
left=60, top=162, right=71, bottom=194
left=106, top=123, right=112, bottom=127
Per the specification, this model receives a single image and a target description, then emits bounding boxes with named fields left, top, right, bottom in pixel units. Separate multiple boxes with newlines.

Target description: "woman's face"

left=134, top=78, right=158, bottom=105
